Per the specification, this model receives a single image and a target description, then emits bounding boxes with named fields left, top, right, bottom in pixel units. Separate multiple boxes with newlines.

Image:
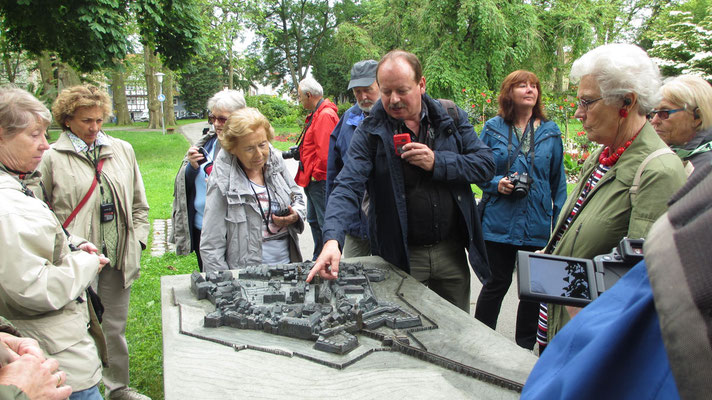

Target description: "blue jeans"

left=305, top=180, right=326, bottom=260
left=70, top=385, right=102, bottom=400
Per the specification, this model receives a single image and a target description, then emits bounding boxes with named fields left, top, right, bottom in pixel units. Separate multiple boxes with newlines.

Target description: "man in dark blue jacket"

left=308, top=50, right=495, bottom=312
left=325, top=59, right=380, bottom=258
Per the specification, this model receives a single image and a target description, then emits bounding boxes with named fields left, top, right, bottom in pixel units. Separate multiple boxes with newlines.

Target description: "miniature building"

left=194, top=262, right=421, bottom=355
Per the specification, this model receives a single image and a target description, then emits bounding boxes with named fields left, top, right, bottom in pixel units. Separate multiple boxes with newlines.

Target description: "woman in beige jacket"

left=39, top=85, right=150, bottom=400
left=0, top=87, right=108, bottom=399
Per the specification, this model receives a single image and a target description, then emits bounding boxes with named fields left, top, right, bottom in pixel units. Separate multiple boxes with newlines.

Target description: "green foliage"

left=337, top=101, right=353, bottom=117
left=0, top=0, right=129, bottom=72
left=311, top=22, right=382, bottom=100
left=247, top=0, right=346, bottom=90
left=178, top=50, right=223, bottom=114
left=245, top=94, right=303, bottom=127
left=646, top=2, right=712, bottom=79
left=461, top=88, right=498, bottom=125
left=133, top=0, right=205, bottom=71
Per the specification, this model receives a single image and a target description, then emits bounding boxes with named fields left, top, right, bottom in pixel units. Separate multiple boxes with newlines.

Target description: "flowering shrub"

left=460, top=88, right=498, bottom=125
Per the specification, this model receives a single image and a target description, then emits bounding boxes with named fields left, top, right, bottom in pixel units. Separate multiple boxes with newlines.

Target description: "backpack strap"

left=630, top=147, right=674, bottom=202
left=437, top=99, right=460, bottom=126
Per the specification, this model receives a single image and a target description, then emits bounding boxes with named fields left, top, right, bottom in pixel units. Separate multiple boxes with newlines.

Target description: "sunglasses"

left=648, top=108, right=685, bottom=120
left=207, top=115, right=228, bottom=124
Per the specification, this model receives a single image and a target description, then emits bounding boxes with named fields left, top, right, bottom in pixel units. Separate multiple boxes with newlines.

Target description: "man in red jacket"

left=295, top=77, right=339, bottom=259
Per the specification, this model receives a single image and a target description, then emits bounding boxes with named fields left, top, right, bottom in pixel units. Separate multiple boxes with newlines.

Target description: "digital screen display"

left=529, top=255, right=591, bottom=300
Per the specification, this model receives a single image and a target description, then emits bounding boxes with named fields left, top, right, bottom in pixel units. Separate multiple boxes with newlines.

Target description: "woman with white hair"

left=171, top=89, right=246, bottom=271
left=537, top=43, right=687, bottom=350
left=651, top=75, right=712, bottom=178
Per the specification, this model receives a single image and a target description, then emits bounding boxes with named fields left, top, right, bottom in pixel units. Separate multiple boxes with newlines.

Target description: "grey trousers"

left=342, top=234, right=371, bottom=258
left=408, top=240, right=471, bottom=313
left=93, top=266, right=131, bottom=395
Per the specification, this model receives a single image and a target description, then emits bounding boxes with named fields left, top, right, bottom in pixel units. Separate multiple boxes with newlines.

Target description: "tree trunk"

left=57, top=63, right=81, bottom=92
left=144, top=46, right=161, bottom=130
left=37, top=51, right=55, bottom=98
left=228, top=41, right=234, bottom=89
left=164, top=69, right=176, bottom=126
left=111, top=66, right=132, bottom=125
left=553, top=39, right=566, bottom=93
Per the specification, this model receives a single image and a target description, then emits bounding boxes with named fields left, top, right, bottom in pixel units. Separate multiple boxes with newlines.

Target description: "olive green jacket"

left=39, top=132, right=150, bottom=288
left=545, top=123, right=686, bottom=340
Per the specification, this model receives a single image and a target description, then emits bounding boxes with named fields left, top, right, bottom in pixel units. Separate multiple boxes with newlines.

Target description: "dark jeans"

left=305, top=180, right=326, bottom=260
left=475, top=240, right=540, bottom=350
left=192, top=227, right=204, bottom=272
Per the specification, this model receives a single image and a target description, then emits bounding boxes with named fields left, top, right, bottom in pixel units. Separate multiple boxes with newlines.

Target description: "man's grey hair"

left=570, top=43, right=662, bottom=115
left=207, top=89, right=246, bottom=113
left=298, top=77, right=323, bottom=97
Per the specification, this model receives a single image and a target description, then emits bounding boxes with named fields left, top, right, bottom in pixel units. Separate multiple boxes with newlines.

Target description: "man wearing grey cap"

left=325, top=60, right=380, bottom=257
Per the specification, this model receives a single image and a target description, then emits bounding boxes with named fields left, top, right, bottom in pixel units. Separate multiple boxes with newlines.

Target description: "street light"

left=155, top=72, right=166, bottom=135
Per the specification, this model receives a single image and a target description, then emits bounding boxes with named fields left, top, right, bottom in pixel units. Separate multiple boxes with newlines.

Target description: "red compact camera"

left=393, top=133, right=411, bottom=156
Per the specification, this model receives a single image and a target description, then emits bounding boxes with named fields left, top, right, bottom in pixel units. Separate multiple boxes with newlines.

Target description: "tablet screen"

left=529, top=255, right=591, bottom=300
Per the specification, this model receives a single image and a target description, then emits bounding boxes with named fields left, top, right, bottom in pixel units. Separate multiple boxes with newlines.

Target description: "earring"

left=619, top=109, right=628, bottom=118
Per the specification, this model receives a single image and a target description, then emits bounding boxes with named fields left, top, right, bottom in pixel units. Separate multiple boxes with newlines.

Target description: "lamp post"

left=155, top=72, right=166, bottom=135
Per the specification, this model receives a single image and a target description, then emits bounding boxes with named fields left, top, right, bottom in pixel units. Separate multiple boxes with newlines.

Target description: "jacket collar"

left=53, top=131, right=114, bottom=157
left=364, top=93, right=453, bottom=137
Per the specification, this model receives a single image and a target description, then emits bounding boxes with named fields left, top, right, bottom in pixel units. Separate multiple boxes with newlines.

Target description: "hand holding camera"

left=498, top=172, right=533, bottom=197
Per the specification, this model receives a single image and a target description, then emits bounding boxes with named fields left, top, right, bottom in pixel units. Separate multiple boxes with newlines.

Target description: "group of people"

left=0, top=86, right=150, bottom=399
left=2, top=39, right=711, bottom=399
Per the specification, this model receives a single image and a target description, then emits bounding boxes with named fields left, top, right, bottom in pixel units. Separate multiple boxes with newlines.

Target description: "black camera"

left=197, top=147, right=209, bottom=165
left=508, top=172, right=533, bottom=198
left=282, top=145, right=300, bottom=161
left=273, top=208, right=291, bottom=217
left=516, top=238, right=645, bottom=307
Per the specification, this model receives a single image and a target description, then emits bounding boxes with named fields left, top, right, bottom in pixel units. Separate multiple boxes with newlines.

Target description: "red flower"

left=471, top=104, right=476, bottom=108
left=559, top=105, right=564, bottom=110
left=577, top=131, right=585, bottom=136
left=481, top=92, right=486, bottom=97
left=462, top=88, right=466, bottom=93
left=570, top=102, right=576, bottom=108
left=582, top=152, right=590, bottom=160
left=486, top=99, right=491, bottom=103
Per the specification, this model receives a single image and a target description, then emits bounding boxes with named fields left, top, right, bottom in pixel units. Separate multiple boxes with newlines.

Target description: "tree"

left=645, top=1, right=712, bottom=79
left=311, top=22, right=382, bottom=101
left=0, top=0, right=130, bottom=72
left=178, top=50, right=223, bottom=114
left=248, top=0, right=359, bottom=91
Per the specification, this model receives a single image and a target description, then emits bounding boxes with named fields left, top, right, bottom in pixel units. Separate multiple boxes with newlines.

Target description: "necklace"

left=598, top=129, right=641, bottom=167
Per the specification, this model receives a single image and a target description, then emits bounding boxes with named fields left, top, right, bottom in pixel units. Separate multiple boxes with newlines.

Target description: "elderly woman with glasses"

left=650, top=75, right=712, bottom=178
left=171, top=89, right=246, bottom=271
left=200, top=107, right=305, bottom=271
left=0, top=87, right=109, bottom=400
left=536, top=44, right=687, bottom=350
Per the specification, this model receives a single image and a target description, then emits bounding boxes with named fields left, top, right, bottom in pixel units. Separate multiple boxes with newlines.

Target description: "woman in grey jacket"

left=200, top=108, right=305, bottom=271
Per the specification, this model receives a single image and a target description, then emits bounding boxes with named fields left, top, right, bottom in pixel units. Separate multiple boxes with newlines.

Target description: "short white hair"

left=298, top=77, right=323, bottom=97
left=570, top=43, right=662, bottom=115
left=207, top=89, right=246, bottom=113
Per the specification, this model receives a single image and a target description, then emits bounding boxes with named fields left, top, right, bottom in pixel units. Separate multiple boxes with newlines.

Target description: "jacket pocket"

left=15, top=304, right=89, bottom=356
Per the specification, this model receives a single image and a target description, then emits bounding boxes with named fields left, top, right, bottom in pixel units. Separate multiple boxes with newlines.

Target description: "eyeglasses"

left=208, top=115, right=228, bottom=124
left=648, top=108, right=686, bottom=121
left=578, top=97, right=603, bottom=111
